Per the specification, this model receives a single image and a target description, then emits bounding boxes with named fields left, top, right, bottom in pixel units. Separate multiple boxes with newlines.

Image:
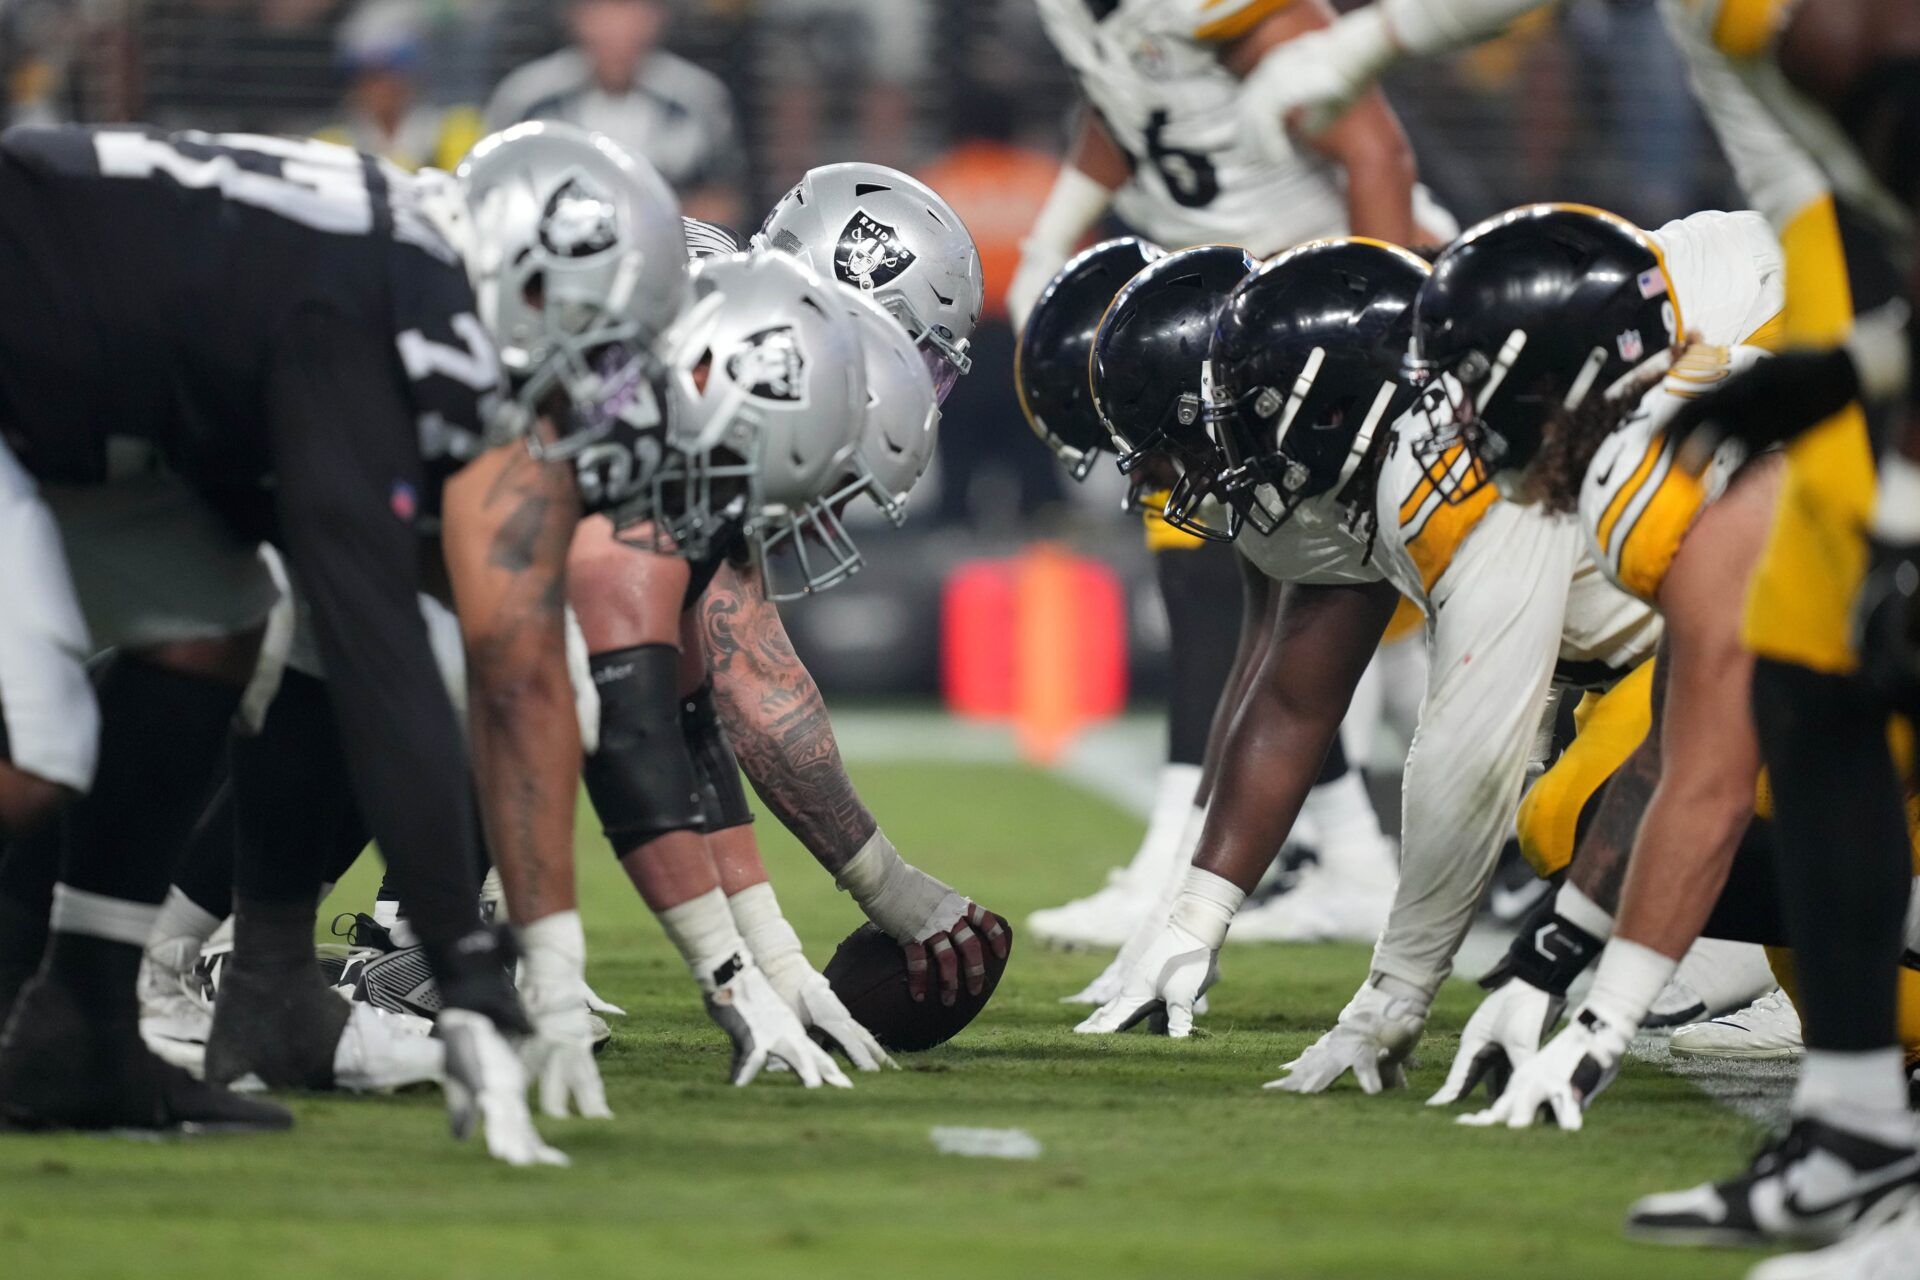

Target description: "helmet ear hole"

left=521, top=271, right=546, bottom=311
left=692, top=349, right=713, bottom=393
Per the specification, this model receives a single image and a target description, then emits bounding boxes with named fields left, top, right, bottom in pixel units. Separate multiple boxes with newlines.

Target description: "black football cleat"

left=0, top=975, right=291, bottom=1134
left=1626, top=1117, right=1920, bottom=1247
left=204, top=963, right=351, bottom=1092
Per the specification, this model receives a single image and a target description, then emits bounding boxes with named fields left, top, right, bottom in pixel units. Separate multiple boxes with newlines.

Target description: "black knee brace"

left=681, top=682, right=753, bottom=832
left=582, top=645, right=706, bottom=853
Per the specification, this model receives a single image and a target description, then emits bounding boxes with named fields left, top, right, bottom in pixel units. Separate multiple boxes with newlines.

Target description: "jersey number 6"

left=1143, top=110, right=1220, bottom=210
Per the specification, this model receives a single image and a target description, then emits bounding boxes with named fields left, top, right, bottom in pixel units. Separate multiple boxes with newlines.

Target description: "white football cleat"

left=1670, top=988, right=1803, bottom=1060
left=1749, top=1190, right=1920, bottom=1280
left=1645, top=937, right=1777, bottom=1028
left=1028, top=872, right=1157, bottom=951
left=1228, top=859, right=1393, bottom=944
left=332, top=1003, right=445, bottom=1092
left=138, top=935, right=215, bottom=1073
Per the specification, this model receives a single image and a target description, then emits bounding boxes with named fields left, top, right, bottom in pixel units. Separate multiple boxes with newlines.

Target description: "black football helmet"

left=1018, top=238, right=1165, bottom=481
left=1090, top=243, right=1257, bottom=539
left=1208, top=238, right=1429, bottom=536
left=1405, top=203, right=1678, bottom=503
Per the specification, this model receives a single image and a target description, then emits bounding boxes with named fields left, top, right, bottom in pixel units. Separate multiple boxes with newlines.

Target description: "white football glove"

left=516, top=912, right=613, bottom=1120
left=1265, top=980, right=1428, bottom=1095
left=438, top=1009, right=569, bottom=1168
left=1427, top=976, right=1564, bottom=1107
left=1073, top=916, right=1218, bottom=1037
left=703, top=954, right=853, bottom=1089
left=763, top=956, right=896, bottom=1073
left=1458, top=1007, right=1630, bottom=1131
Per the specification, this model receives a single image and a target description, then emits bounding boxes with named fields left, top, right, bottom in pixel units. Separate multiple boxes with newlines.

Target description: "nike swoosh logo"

left=1781, top=1157, right=1920, bottom=1220
left=1592, top=456, right=1617, bottom=488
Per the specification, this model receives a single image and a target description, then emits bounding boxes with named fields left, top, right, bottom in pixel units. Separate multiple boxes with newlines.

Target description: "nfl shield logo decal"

left=1616, top=329, right=1645, bottom=362
left=726, top=325, right=808, bottom=405
left=834, top=211, right=916, bottom=292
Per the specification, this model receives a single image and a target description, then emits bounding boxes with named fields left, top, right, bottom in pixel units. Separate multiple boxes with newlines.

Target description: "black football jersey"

left=0, top=125, right=498, bottom=521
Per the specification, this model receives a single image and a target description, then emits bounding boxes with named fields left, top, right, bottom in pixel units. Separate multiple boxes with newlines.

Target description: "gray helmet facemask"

left=756, top=290, right=939, bottom=601
left=452, top=121, right=689, bottom=462
left=757, top=162, right=983, bottom=404
left=651, top=251, right=867, bottom=564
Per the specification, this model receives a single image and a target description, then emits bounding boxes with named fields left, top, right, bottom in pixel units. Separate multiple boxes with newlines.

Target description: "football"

left=823, top=918, right=1014, bottom=1052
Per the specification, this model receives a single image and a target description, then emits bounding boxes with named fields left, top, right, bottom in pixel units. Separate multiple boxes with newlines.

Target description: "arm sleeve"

left=1368, top=505, right=1581, bottom=996
left=1380, top=0, right=1558, bottom=56
left=264, top=304, right=482, bottom=949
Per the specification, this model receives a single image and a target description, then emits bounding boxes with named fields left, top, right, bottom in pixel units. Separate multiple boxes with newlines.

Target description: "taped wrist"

left=658, top=887, right=749, bottom=992
left=728, top=881, right=807, bottom=988
left=582, top=645, right=707, bottom=853
left=516, top=908, right=585, bottom=991
left=1583, top=937, right=1678, bottom=1034
left=1171, top=867, right=1245, bottom=951
left=834, top=829, right=959, bottom=942
left=682, top=682, right=753, bottom=832
left=1494, top=883, right=1609, bottom=997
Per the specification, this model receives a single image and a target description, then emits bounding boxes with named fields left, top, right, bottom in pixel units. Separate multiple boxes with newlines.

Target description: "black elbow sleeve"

left=682, top=681, right=753, bottom=831
left=582, top=645, right=706, bottom=853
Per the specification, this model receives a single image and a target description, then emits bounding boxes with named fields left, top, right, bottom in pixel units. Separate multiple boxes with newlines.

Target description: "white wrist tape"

left=1382, top=0, right=1548, bottom=56
left=1370, top=972, right=1433, bottom=1009
left=1020, top=167, right=1111, bottom=264
left=1169, top=867, right=1246, bottom=952
left=835, top=829, right=962, bottom=942
left=657, top=888, right=748, bottom=990
left=728, top=881, right=805, bottom=977
left=1583, top=937, right=1678, bottom=1034
left=517, top=909, right=586, bottom=989
left=1873, top=453, right=1920, bottom=543
left=1555, top=881, right=1615, bottom=941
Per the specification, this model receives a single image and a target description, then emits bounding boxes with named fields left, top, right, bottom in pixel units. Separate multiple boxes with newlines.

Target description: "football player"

left=0, top=121, right=681, bottom=1163
left=1011, top=0, right=1450, bottom=955
left=1077, top=208, right=1782, bottom=1067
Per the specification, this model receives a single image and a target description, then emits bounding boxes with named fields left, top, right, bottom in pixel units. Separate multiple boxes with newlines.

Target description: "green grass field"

left=0, top=761, right=1771, bottom=1279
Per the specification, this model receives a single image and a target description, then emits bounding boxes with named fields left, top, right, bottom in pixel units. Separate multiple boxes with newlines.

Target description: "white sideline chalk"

left=929, top=1127, right=1042, bottom=1160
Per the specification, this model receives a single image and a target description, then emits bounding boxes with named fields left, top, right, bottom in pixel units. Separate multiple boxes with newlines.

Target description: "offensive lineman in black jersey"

left=0, top=123, right=681, bottom=1161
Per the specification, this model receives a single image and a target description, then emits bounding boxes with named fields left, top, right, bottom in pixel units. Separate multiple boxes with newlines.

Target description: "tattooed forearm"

left=445, top=442, right=582, bottom=922
left=700, top=561, right=875, bottom=871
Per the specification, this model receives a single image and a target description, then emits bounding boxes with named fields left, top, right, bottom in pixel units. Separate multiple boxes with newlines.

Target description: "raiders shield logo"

left=539, top=175, right=619, bottom=259
left=834, top=211, right=917, bottom=292
left=726, top=326, right=808, bottom=404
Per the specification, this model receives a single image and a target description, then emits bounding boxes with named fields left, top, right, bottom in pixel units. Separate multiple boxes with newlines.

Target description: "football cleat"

left=1228, top=858, right=1393, bottom=944
left=1626, top=1118, right=1920, bottom=1247
left=1670, top=988, right=1803, bottom=1060
left=0, top=975, right=291, bottom=1133
left=1748, top=1188, right=1920, bottom=1280
left=342, top=943, right=445, bottom=1021
left=138, top=934, right=216, bottom=1072
left=1645, top=938, right=1778, bottom=1029
left=1028, top=872, right=1158, bottom=951
left=331, top=1004, right=444, bottom=1092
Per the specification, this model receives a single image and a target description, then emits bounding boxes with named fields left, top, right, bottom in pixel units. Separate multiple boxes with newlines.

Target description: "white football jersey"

left=1644, top=209, right=1785, bottom=351
left=1034, top=0, right=1353, bottom=254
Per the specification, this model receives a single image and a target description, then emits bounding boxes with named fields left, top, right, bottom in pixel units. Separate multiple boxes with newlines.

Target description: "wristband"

left=517, top=909, right=586, bottom=988
left=1170, top=867, right=1246, bottom=951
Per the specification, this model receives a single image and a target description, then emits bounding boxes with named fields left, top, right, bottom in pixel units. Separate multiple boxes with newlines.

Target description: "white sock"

left=50, top=884, right=159, bottom=947
left=372, top=897, right=419, bottom=947
left=1302, top=773, right=1390, bottom=876
left=1795, top=1047, right=1915, bottom=1145
left=147, top=886, right=220, bottom=950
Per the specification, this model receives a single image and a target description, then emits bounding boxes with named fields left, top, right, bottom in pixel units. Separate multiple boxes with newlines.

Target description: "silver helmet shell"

left=453, top=122, right=688, bottom=455
left=758, top=162, right=983, bottom=401
left=654, top=250, right=866, bottom=557
left=757, top=289, right=940, bottom=599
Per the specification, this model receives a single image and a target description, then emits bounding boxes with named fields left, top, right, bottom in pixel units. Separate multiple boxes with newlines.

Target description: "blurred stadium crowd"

left=0, top=0, right=1753, bottom=695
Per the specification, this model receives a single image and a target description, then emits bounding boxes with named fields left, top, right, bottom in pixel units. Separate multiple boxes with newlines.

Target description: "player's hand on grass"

left=438, top=1009, right=570, bottom=1168
left=1457, top=1007, right=1629, bottom=1131
left=762, top=955, right=897, bottom=1073
left=516, top=912, right=613, bottom=1120
left=835, top=832, right=1009, bottom=1006
left=1073, top=916, right=1218, bottom=1037
left=1267, top=980, right=1427, bottom=1095
left=1428, top=975, right=1564, bottom=1107
left=703, top=955, right=853, bottom=1089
